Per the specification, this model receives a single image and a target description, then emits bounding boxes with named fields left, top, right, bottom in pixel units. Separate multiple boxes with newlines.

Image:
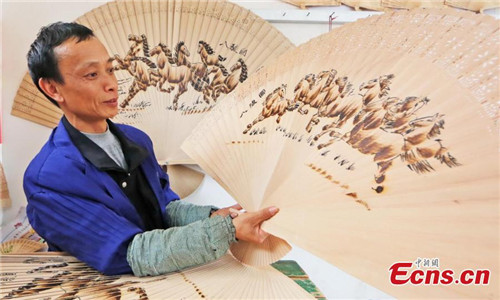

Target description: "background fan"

left=0, top=239, right=45, bottom=254
left=1, top=163, right=11, bottom=209
left=0, top=253, right=313, bottom=299
left=287, top=0, right=499, bottom=12
left=183, top=8, right=499, bottom=298
left=10, top=0, right=294, bottom=197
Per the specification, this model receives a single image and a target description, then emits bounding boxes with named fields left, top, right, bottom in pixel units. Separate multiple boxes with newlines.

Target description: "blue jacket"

left=24, top=119, right=179, bottom=274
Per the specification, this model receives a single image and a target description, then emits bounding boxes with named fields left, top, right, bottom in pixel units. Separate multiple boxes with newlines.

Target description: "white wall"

left=6, top=1, right=497, bottom=299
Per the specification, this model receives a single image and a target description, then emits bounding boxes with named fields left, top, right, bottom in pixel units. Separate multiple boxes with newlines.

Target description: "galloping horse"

left=150, top=43, right=193, bottom=109
left=211, top=58, right=248, bottom=101
left=358, top=74, right=394, bottom=105
left=198, top=40, right=226, bottom=67
left=201, top=65, right=229, bottom=104
left=293, top=73, right=316, bottom=106
left=114, top=34, right=158, bottom=108
left=382, top=96, right=430, bottom=135
left=312, top=75, right=396, bottom=149
left=306, top=76, right=352, bottom=133
left=320, top=94, right=457, bottom=187
left=293, top=70, right=337, bottom=115
left=174, top=41, right=191, bottom=66
left=243, top=85, right=299, bottom=134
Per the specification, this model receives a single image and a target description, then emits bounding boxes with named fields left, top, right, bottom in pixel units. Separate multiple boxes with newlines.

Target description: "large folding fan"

left=11, top=0, right=294, bottom=195
left=0, top=253, right=313, bottom=299
left=183, top=8, right=500, bottom=299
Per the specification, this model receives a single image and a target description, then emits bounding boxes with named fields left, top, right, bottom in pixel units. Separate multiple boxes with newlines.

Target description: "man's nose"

left=105, top=72, right=118, bottom=92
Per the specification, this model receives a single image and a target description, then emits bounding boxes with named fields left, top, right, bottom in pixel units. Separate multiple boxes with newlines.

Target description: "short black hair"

left=27, top=22, right=94, bottom=107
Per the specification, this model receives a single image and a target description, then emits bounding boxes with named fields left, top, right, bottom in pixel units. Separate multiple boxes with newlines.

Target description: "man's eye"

left=85, top=72, right=98, bottom=78
left=108, top=68, right=115, bottom=74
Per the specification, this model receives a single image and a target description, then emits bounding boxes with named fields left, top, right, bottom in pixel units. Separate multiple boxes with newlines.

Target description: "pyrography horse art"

left=242, top=70, right=460, bottom=192
left=313, top=77, right=459, bottom=190
left=113, top=34, right=158, bottom=109
left=174, top=41, right=191, bottom=66
left=305, top=75, right=353, bottom=133
left=243, top=84, right=299, bottom=134
left=198, top=40, right=227, bottom=68
left=210, top=58, right=248, bottom=101
left=293, top=70, right=338, bottom=115
left=150, top=43, right=194, bottom=110
left=201, top=65, right=229, bottom=104
left=3, top=259, right=167, bottom=299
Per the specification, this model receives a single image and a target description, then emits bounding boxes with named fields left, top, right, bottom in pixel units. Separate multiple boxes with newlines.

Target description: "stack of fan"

left=183, top=8, right=499, bottom=298
left=0, top=254, right=313, bottom=299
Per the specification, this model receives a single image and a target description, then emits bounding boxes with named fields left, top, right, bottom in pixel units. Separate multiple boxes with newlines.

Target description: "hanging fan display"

left=444, top=0, right=500, bottom=13
left=381, top=0, right=446, bottom=9
left=0, top=253, right=313, bottom=299
left=11, top=0, right=294, bottom=196
left=341, top=0, right=388, bottom=11
left=183, top=8, right=499, bottom=299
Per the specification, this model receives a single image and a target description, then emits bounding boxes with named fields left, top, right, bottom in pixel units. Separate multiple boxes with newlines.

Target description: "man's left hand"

left=210, top=204, right=242, bottom=219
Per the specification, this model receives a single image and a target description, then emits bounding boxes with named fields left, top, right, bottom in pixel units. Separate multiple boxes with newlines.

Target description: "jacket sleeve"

left=165, top=200, right=218, bottom=227
left=127, top=215, right=236, bottom=276
left=24, top=148, right=143, bottom=275
left=27, top=190, right=141, bottom=275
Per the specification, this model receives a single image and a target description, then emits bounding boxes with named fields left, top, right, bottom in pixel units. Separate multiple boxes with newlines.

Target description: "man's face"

left=53, top=37, right=118, bottom=131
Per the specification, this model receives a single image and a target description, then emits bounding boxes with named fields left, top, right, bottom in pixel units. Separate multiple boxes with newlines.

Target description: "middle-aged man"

left=24, top=22, right=279, bottom=276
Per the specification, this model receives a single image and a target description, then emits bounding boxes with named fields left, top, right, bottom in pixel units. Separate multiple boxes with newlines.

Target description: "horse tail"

left=239, top=58, right=248, bottom=83
left=436, top=152, right=461, bottom=168
left=406, top=159, right=434, bottom=174
left=141, top=34, right=150, bottom=57
left=400, top=150, right=417, bottom=164
left=218, top=55, right=226, bottom=62
left=131, top=57, right=157, bottom=69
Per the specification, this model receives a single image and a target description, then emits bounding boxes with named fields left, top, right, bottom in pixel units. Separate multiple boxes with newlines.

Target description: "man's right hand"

left=231, top=206, right=279, bottom=244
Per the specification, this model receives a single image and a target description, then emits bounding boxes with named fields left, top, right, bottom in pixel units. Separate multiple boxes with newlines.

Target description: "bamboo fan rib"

left=0, top=163, right=11, bottom=209
left=341, top=0, right=388, bottom=11
left=445, top=0, right=500, bottom=13
left=381, top=0, right=446, bottom=9
left=283, top=0, right=341, bottom=9
left=0, top=239, right=44, bottom=254
left=0, top=254, right=313, bottom=299
left=340, top=0, right=498, bottom=12
left=11, top=0, right=294, bottom=197
left=183, top=8, right=499, bottom=299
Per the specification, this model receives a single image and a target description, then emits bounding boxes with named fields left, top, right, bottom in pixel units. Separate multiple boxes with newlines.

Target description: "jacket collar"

left=59, top=116, right=149, bottom=172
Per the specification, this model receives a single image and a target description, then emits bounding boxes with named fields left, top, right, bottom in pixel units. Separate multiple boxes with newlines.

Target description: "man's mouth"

left=104, top=98, right=118, bottom=104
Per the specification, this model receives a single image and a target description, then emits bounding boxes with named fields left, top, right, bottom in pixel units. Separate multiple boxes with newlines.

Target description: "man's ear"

left=38, top=78, right=64, bottom=104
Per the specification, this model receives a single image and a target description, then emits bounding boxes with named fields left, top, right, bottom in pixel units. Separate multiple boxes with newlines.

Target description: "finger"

left=229, top=208, right=240, bottom=218
left=231, top=203, right=243, bottom=210
left=256, top=206, right=279, bottom=222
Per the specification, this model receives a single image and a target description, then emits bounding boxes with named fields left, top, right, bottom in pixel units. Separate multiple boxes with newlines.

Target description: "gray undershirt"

left=82, top=127, right=129, bottom=170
